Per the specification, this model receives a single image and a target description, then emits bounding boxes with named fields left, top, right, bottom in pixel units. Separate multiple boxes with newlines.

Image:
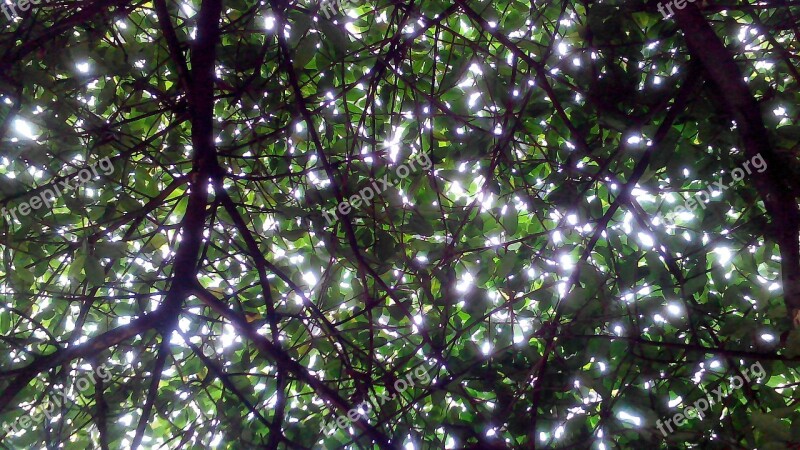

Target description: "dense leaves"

left=0, top=0, right=799, bottom=448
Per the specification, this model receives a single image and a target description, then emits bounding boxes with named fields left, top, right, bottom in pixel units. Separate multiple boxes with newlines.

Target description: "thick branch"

left=673, top=4, right=800, bottom=326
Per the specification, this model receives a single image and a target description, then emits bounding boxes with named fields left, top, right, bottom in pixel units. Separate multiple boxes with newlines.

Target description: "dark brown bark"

left=674, top=4, right=800, bottom=326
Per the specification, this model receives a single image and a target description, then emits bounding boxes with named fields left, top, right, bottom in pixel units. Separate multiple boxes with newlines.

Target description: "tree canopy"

left=0, top=0, right=799, bottom=448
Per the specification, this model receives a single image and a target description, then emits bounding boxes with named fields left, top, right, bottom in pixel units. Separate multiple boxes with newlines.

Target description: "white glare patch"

left=13, top=119, right=37, bottom=140
left=668, top=397, right=682, bottom=407
left=302, top=271, right=317, bottom=286
left=513, top=327, right=525, bottom=344
left=456, top=273, right=474, bottom=293
left=760, top=333, right=775, bottom=342
left=713, top=247, right=732, bottom=265
left=264, top=16, right=275, bottom=30
left=626, top=135, right=642, bottom=145
left=210, top=434, right=223, bottom=447
left=481, top=342, right=492, bottom=355
left=220, top=324, right=237, bottom=348
left=559, top=254, right=574, bottom=270
left=667, top=303, right=681, bottom=316
left=637, top=232, right=654, bottom=249
left=617, top=411, right=642, bottom=426
left=468, top=92, right=481, bottom=108
left=623, top=211, right=633, bottom=234
left=179, top=317, right=191, bottom=332
left=76, top=62, right=90, bottom=73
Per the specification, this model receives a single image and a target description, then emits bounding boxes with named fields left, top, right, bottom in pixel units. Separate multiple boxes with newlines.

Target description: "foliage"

left=0, top=0, right=799, bottom=448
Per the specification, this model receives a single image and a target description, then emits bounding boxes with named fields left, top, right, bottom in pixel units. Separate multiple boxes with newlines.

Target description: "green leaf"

left=84, top=256, right=105, bottom=286
left=69, top=254, right=86, bottom=281
left=293, top=38, right=318, bottom=69
left=495, top=252, right=516, bottom=278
